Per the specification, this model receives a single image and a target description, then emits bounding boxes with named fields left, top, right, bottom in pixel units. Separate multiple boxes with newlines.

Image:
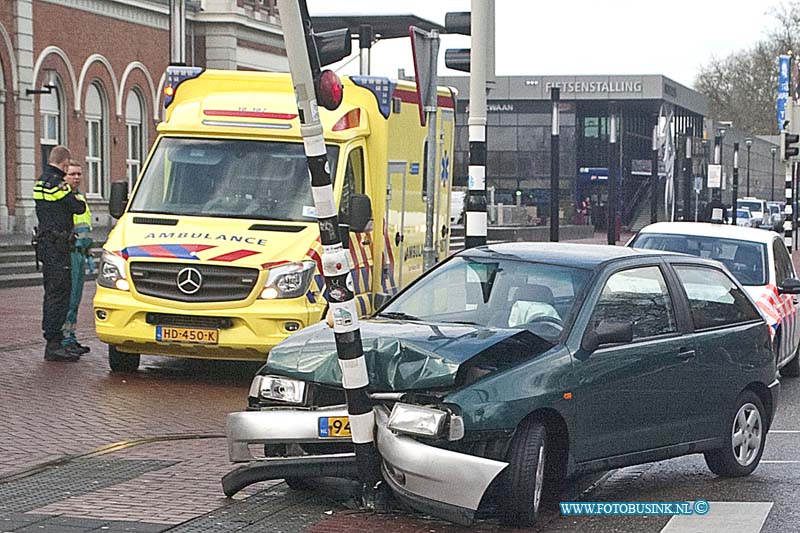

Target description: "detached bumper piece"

left=221, top=453, right=358, bottom=497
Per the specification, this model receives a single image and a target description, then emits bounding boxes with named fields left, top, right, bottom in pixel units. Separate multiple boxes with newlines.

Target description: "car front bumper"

left=223, top=404, right=509, bottom=525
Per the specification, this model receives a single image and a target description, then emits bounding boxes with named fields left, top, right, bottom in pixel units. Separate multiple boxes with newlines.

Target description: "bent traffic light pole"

left=277, top=0, right=381, bottom=490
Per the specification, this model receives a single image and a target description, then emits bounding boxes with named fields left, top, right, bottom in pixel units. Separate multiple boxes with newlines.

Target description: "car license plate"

left=318, top=416, right=351, bottom=438
left=155, top=326, right=219, bottom=344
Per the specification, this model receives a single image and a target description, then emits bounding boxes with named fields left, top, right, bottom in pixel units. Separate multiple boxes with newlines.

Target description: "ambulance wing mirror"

left=109, top=181, right=129, bottom=219
left=350, top=193, right=372, bottom=233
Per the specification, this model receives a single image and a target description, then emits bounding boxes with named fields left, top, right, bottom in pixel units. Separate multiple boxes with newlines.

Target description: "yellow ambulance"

left=93, top=67, right=456, bottom=372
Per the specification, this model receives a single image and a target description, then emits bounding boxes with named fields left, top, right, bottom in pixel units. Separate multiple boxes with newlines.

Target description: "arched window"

left=39, top=74, right=64, bottom=168
left=85, top=82, right=108, bottom=197
left=126, top=90, right=145, bottom=188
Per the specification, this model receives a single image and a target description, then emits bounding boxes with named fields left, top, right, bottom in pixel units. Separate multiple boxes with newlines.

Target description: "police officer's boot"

left=44, top=340, right=80, bottom=362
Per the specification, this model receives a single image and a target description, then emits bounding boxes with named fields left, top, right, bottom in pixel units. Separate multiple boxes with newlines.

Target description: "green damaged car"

left=224, top=242, right=779, bottom=527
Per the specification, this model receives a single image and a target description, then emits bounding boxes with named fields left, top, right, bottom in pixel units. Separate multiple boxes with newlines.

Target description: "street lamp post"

left=745, top=138, right=752, bottom=197
left=732, top=142, right=739, bottom=225
left=771, top=146, right=777, bottom=202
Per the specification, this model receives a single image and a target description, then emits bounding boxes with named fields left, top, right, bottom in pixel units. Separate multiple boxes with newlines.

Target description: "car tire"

left=108, top=346, right=140, bottom=373
left=780, top=345, right=800, bottom=378
left=704, top=390, right=766, bottom=477
left=499, top=420, right=547, bottom=527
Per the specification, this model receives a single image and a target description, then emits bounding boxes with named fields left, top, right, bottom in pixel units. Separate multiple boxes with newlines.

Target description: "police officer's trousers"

left=40, top=241, right=71, bottom=341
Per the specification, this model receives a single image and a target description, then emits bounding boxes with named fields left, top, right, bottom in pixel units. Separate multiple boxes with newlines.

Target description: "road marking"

left=761, top=460, right=800, bottom=463
left=660, top=502, right=772, bottom=533
left=770, top=430, right=800, bottom=433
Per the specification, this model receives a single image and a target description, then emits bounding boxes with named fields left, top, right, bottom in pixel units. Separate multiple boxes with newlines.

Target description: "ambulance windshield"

left=129, top=138, right=339, bottom=221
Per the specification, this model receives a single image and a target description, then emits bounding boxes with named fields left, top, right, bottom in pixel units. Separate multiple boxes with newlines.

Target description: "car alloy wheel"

left=732, top=402, right=762, bottom=467
left=500, top=419, right=547, bottom=527
left=704, top=390, right=766, bottom=477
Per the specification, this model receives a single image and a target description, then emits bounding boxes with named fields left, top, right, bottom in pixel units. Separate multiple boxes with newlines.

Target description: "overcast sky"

left=306, top=0, right=785, bottom=88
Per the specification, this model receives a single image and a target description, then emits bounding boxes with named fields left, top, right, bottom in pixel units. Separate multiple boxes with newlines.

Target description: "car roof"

left=459, top=242, right=668, bottom=269
left=637, top=222, right=779, bottom=245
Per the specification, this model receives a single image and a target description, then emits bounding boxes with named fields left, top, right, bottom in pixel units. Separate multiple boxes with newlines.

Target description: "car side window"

left=674, top=266, right=761, bottom=330
left=773, top=239, right=795, bottom=284
left=590, top=266, right=677, bottom=340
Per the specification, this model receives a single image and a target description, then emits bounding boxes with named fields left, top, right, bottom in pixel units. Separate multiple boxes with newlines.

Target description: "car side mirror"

left=109, top=181, right=129, bottom=219
left=779, top=277, right=800, bottom=295
left=581, top=319, right=634, bottom=353
left=349, top=193, right=372, bottom=233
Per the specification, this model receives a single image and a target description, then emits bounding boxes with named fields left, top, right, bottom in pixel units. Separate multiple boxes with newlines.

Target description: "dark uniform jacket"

left=33, top=164, right=86, bottom=236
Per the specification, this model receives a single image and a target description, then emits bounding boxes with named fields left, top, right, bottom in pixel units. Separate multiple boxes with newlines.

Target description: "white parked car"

left=735, top=208, right=757, bottom=228
left=630, top=222, right=800, bottom=377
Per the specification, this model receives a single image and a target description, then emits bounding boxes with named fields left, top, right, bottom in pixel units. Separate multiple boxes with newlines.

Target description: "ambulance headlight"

left=97, top=250, right=129, bottom=291
left=260, top=261, right=316, bottom=299
left=250, top=375, right=306, bottom=404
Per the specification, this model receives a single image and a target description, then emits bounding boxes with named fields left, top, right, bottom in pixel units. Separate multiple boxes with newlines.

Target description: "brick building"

left=0, top=0, right=287, bottom=235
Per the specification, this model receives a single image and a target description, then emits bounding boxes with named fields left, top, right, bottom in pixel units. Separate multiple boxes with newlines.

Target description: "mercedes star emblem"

left=176, top=267, right=203, bottom=295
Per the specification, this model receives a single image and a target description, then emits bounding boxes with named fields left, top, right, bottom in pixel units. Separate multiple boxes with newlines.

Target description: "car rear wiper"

left=377, top=311, right=420, bottom=320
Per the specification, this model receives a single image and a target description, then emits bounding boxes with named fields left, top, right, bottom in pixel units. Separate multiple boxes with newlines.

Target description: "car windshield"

left=632, top=233, right=768, bottom=285
left=378, top=256, right=592, bottom=335
left=769, top=205, right=782, bottom=214
left=736, top=209, right=751, bottom=219
left=737, top=201, right=762, bottom=213
left=129, top=137, right=339, bottom=221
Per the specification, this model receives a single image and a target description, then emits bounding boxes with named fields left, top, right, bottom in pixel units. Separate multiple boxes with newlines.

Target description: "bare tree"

left=694, top=2, right=800, bottom=134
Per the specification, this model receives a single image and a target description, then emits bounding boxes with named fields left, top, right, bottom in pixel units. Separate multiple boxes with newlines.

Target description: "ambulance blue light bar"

left=350, top=76, right=396, bottom=119
left=163, top=66, right=204, bottom=108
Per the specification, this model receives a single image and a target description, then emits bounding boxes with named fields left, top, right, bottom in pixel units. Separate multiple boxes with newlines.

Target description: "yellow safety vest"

left=73, top=191, right=92, bottom=235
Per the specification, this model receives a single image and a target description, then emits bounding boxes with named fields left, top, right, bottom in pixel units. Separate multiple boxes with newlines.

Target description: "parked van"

left=94, top=67, right=456, bottom=372
left=737, top=197, right=769, bottom=228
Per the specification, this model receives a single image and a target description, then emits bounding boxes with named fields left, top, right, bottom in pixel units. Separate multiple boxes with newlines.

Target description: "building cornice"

left=38, top=0, right=170, bottom=30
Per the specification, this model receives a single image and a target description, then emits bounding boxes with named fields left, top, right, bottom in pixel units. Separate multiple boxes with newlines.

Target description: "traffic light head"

left=445, top=11, right=471, bottom=72
left=782, top=132, right=800, bottom=161
left=444, top=49, right=470, bottom=72
left=312, top=28, right=352, bottom=67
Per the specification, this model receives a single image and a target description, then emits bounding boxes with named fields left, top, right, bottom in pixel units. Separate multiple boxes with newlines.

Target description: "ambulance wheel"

left=109, top=346, right=140, bottom=373
left=780, top=345, right=800, bottom=377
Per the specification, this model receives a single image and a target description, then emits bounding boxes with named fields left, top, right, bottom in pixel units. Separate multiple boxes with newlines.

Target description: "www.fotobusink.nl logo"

left=177, top=267, right=203, bottom=295
left=559, top=500, right=710, bottom=516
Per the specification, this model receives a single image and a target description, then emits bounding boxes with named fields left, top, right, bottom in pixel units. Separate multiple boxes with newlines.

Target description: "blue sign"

left=778, top=55, right=790, bottom=131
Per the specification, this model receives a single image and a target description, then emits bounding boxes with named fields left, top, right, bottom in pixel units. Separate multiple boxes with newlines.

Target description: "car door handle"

left=676, top=349, right=696, bottom=360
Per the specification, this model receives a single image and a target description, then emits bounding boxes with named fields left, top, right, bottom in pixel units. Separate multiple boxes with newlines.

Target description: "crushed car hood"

left=262, top=320, right=548, bottom=390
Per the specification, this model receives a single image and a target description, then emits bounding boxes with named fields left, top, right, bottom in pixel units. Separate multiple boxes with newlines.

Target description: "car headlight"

left=387, top=403, right=452, bottom=439
left=250, top=375, right=307, bottom=404
left=97, top=250, right=129, bottom=291
left=260, top=261, right=316, bottom=299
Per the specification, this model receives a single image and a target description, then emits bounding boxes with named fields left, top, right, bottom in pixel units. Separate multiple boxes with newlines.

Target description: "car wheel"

left=108, top=346, right=140, bottom=373
left=780, top=344, right=800, bottom=377
left=499, top=420, right=547, bottom=527
left=704, top=390, right=766, bottom=477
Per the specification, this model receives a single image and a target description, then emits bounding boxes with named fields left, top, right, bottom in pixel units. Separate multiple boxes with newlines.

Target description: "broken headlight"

left=387, top=402, right=464, bottom=441
left=249, top=375, right=306, bottom=405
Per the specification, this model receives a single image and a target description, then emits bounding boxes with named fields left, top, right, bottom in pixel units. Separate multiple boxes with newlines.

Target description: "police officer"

left=33, top=146, right=86, bottom=361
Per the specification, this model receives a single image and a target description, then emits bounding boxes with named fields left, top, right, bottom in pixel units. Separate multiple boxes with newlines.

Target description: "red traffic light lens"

left=317, top=70, right=343, bottom=111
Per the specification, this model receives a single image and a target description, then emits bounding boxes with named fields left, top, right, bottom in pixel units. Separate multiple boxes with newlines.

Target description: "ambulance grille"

left=130, top=262, right=259, bottom=302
